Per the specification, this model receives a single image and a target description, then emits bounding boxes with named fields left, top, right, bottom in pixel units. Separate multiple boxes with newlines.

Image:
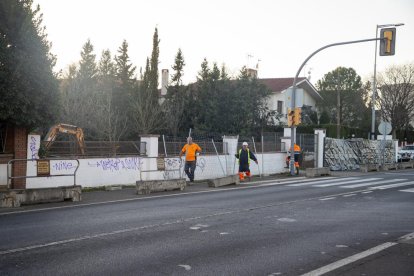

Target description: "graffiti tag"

left=29, top=136, right=38, bottom=159
left=88, top=157, right=142, bottom=172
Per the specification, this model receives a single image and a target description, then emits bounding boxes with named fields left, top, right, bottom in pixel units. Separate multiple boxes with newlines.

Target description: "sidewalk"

left=0, top=173, right=305, bottom=213
left=0, top=169, right=371, bottom=214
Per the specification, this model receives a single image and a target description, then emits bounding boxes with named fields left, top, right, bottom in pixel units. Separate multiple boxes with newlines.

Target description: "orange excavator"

left=44, top=124, right=86, bottom=155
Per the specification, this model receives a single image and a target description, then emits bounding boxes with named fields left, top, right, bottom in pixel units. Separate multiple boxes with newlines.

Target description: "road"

left=1, top=170, right=414, bottom=275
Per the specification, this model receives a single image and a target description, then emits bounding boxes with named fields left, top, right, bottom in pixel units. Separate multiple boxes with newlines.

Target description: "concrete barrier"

left=398, top=161, right=414, bottom=170
left=359, top=164, right=380, bottom=173
left=207, top=175, right=240, bottom=188
left=305, top=167, right=330, bottom=177
left=136, top=179, right=186, bottom=195
left=380, top=163, right=398, bottom=171
left=1, top=186, right=82, bottom=208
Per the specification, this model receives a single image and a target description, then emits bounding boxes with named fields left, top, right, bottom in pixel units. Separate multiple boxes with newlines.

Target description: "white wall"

left=23, top=153, right=288, bottom=189
left=0, top=135, right=289, bottom=189
left=0, top=164, right=7, bottom=185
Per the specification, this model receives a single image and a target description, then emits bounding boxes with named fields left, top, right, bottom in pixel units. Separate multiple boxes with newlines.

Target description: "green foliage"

left=178, top=62, right=271, bottom=136
left=0, top=0, right=59, bottom=129
left=171, top=48, right=185, bottom=86
left=130, top=28, right=164, bottom=135
left=316, top=67, right=369, bottom=130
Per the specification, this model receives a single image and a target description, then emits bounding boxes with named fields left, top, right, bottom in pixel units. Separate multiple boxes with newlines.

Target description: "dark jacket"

left=235, top=148, right=257, bottom=165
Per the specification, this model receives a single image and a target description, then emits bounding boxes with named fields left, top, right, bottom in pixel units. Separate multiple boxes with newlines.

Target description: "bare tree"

left=131, top=84, right=165, bottom=135
left=377, top=63, right=414, bottom=138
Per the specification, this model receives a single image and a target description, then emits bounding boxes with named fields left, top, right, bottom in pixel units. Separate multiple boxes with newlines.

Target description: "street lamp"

left=371, top=23, right=404, bottom=140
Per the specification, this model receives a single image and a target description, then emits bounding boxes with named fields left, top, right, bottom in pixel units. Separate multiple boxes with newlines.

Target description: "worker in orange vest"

left=180, top=137, right=202, bottom=182
left=235, top=142, right=258, bottom=181
left=285, top=144, right=301, bottom=172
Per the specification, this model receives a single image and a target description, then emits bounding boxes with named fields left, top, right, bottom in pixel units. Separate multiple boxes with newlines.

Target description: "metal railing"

left=42, top=141, right=145, bottom=157
left=139, top=156, right=183, bottom=181
left=7, top=158, right=80, bottom=189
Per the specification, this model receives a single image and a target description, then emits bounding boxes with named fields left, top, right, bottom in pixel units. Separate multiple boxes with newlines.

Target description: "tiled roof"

left=259, top=77, right=306, bottom=92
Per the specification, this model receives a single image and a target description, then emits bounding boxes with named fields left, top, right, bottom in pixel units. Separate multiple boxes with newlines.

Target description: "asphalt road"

left=1, top=170, right=414, bottom=275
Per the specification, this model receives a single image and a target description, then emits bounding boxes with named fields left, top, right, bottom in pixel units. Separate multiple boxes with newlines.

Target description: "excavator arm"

left=44, top=124, right=86, bottom=155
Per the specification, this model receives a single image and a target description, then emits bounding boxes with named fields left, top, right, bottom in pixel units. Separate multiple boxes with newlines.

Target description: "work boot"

left=239, top=172, right=245, bottom=181
left=245, top=171, right=251, bottom=181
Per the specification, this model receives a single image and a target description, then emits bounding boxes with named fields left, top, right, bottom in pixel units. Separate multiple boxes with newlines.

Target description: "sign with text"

left=156, top=158, right=165, bottom=171
left=37, top=160, right=50, bottom=176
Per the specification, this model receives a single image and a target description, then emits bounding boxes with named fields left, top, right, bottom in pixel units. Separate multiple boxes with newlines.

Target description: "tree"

left=171, top=48, right=185, bottom=85
left=164, top=49, right=187, bottom=137
left=130, top=28, right=164, bottom=134
left=148, top=28, right=159, bottom=97
left=98, top=49, right=115, bottom=78
left=92, top=49, right=128, bottom=141
left=316, top=67, right=368, bottom=137
left=59, top=40, right=99, bottom=138
left=0, top=0, right=59, bottom=129
left=115, top=40, right=136, bottom=85
left=377, top=63, right=414, bottom=138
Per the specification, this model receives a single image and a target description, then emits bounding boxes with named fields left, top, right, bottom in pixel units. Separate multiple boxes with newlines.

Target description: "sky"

left=35, top=0, right=414, bottom=85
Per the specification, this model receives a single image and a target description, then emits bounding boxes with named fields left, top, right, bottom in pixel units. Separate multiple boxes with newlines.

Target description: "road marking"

left=0, top=177, right=334, bottom=216
left=343, top=194, right=356, bottom=197
left=314, top=178, right=382, bottom=187
left=288, top=177, right=357, bottom=187
left=384, top=172, right=414, bottom=176
left=0, top=188, right=376, bottom=255
left=361, top=191, right=373, bottom=194
left=178, top=265, right=191, bottom=271
left=371, top=181, right=414, bottom=190
left=301, top=242, right=397, bottom=276
left=399, top=188, right=414, bottom=193
left=249, top=176, right=307, bottom=185
left=251, top=177, right=337, bottom=187
left=341, top=179, right=406, bottom=188
left=319, top=197, right=336, bottom=201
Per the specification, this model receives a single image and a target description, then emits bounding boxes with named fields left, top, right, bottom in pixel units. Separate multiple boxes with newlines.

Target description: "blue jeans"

left=184, top=161, right=196, bottom=181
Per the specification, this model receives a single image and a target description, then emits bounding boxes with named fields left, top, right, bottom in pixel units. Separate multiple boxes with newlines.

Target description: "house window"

left=277, top=101, right=283, bottom=114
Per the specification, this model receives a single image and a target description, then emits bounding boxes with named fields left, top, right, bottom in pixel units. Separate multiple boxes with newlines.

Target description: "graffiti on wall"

left=88, top=157, right=143, bottom=172
left=53, top=161, right=77, bottom=171
left=29, top=136, right=39, bottom=159
left=161, top=157, right=207, bottom=180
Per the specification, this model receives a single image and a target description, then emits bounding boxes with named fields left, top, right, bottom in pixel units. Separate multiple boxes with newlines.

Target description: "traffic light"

left=380, top=28, right=396, bottom=56
left=294, top=107, right=302, bottom=125
left=287, top=108, right=294, bottom=127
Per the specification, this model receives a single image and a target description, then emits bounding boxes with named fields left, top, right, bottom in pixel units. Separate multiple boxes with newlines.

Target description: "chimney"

left=161, top=69, right=169, bottom=96
left=247, top=68, right=257, bottom=78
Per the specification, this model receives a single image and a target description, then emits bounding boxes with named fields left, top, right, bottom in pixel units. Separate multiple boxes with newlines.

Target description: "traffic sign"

left=378, top=121, right=392, bottom=135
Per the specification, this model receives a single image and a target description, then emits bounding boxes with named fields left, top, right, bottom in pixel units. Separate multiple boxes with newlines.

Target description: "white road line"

left=371, top=181, right=414, bottom=190
left=0, top=188, right=376, bottom=255
left=341, top=179, right=406, bottom=189
left=362, top=191, right=373, bottom=194
left=319, top=197, right=336, bottom=201
left=343, top=194, right=356, bottom=197
left=0, top=177, right=337, bottom=216
left=314, top=178, right=382, bottom=187
left=288, top=177, right=356, bottom=187
left=399, top=188, right=414, bottom=193
left=253, top=177, right=337, bottom=186
left=249, top=177, right=307, bottom=185
left=301, top=242, right=397, bottom=276
left=384, top=172, right=414, bottom=176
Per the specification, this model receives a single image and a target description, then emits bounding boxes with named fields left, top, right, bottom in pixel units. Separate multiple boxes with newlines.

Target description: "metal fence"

left=41, top=132, right=316, bottom=158
left=43, top=141, right=145, bottom=158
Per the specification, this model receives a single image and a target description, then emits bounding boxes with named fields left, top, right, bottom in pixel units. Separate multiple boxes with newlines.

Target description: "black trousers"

left=184, top=161, right=196, bottom=181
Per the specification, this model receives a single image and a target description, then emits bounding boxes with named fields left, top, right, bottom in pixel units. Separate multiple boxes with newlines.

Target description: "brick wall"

left=12, top=126, right=27, bottom=189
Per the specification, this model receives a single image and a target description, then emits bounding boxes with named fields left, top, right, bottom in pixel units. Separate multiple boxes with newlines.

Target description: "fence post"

left=252, top=137, right=261, bottom=177
left=212, top=139, right=226, bottom=177
left=261, top=135, right=264, bottom=176
left=162, top=135, right=167, bottom=157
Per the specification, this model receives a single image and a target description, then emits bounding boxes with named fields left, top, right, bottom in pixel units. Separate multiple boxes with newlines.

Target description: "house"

left=259, top=77, right=323, bottom=124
